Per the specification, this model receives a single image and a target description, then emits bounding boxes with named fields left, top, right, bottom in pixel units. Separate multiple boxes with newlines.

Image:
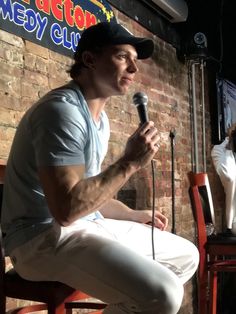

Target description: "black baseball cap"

left=74, top=22, right=154, bottom=60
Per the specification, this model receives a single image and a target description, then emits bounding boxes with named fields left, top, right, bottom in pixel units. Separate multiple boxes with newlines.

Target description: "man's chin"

left=109, top=84, right=130, bottom=97
left=119, top=85, right=130, bottom=95
left=111, top=90, right=128, bottom=97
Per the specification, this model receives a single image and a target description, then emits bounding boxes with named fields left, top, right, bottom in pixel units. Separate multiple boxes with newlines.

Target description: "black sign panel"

left=0, top=0, right=116, bottom=57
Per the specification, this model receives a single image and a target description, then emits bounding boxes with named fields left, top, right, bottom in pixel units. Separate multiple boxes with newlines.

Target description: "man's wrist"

left=116, top=157, right=140, bottom=176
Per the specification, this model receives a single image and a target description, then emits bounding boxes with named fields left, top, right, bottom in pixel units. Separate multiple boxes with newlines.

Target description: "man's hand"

left=121, top=121, right=160, bottom=170
left=100, top=200, right=168, bottom=231
left=131, top=209, right=168, bottom=231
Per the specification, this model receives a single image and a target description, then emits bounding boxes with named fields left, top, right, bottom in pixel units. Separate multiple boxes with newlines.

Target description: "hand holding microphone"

left=132, top=92, right=149, bottom=124
left=121, top=92, right=159, bottom=170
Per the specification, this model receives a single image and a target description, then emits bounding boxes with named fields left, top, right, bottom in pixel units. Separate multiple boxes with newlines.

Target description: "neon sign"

left=0, top=0, right=116, bottom=57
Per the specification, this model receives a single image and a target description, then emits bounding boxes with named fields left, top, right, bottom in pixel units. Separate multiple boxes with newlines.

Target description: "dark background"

left=181, top=0, right=236, bottom=146
left=181, top=0, right=236, bottom=84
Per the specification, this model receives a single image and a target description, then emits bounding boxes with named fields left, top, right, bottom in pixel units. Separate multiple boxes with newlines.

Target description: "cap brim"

left=134, top=38, right=154, bottom=59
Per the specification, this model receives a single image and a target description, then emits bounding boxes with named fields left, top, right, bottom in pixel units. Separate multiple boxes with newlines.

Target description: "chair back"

left=189, top=185, right=208, bottom=245
left=188, top=172, right=216, bottom=282
left=189, top=184, right=209, bottom=283
left=188, top=172, right=215, bottom=226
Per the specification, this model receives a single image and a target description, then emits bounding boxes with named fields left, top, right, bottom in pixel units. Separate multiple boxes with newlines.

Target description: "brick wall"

left=0, top=6, right=224, bottom=314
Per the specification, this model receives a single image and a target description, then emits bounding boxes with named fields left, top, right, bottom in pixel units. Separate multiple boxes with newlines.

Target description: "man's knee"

left=184, top=242, right=199, bottom=281
left=104, top=272, right=183, bottom=314
left=141, top=277, right=184, bottom=314
left=124, top=272, right=184, bottom=314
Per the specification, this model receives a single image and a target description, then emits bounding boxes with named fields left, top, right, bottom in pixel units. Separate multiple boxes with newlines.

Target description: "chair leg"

left=198, top=270, right=208, bottom=314
left=209, top=270, right=218, bottom=314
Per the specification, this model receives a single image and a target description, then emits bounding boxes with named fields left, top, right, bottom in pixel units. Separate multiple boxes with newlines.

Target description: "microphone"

left=132, top=92, right=149, bottom=124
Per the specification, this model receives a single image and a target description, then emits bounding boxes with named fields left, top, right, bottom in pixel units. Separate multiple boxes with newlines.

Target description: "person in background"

left=1, top=22, right=199, bottom=314
left=211, top=123, right=236, bottom=235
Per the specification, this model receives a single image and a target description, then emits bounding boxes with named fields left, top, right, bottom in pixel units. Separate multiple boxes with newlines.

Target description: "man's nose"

left=128, top=60, right=139, bottom=73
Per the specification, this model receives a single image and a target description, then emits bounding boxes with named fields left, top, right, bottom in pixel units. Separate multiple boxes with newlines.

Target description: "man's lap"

left=9, top=218, right=198, bottom=286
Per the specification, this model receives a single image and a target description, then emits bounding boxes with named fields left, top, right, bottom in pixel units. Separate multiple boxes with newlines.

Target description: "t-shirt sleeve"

left=30, top=95, right=87, bottom=167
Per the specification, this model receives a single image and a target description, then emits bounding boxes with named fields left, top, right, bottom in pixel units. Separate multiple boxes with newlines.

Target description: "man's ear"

left=81, top=51, right=96, bottom=69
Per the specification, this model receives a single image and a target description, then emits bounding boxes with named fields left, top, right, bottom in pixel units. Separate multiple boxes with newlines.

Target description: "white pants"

left=10, top=219, right=199, bottom=314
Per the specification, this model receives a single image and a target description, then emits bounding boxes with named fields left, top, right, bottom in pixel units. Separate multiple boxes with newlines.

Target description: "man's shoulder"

left=47, top=80, right=82, bottom=103
left=33, top=81, right=85, bottom=116
left=27, top=82, right=88, bottom=134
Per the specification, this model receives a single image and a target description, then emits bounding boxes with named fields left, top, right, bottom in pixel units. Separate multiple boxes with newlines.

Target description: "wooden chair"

left=0, top=163, right=106, bottom=313
left=188, top=171, right=236, bottom=314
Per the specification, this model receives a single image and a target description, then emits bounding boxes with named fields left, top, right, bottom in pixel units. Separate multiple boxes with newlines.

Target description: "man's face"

left=92, top=44, right=139, bottom=97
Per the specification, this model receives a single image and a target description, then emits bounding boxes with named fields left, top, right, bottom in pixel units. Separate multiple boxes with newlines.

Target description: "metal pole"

left=200, top=59, right=206, bottom=172
left=170, top=129, right=176, bottom=234
left=191, top=62, right=199, bottom=172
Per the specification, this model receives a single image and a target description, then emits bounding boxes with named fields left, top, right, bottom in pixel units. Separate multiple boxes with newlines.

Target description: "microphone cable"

left=132, top=91, right=156, bottom=261
left=151, top=159, right=156, bottom=260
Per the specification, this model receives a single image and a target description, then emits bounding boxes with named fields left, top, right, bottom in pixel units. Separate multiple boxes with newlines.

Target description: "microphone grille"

left=133, top=92, right=148, bottom=106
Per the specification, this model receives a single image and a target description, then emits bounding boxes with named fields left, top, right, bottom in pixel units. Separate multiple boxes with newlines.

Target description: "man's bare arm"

left=38, top=121, right=159, bottom=226
left=38, top=159, right=137, bottom=226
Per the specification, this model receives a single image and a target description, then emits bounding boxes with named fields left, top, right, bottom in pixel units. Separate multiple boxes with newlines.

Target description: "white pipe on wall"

left=200, top=59, right=206, bottom=172
left=191, top=62, right=199, bottom=173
